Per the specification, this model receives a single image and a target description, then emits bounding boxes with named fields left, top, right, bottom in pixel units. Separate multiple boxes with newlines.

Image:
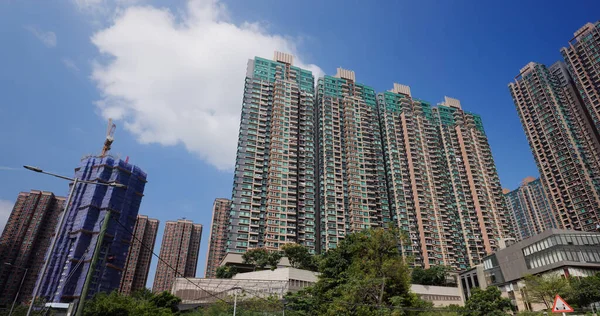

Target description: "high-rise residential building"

left=378, top=90, right=511, bottom=269
left=119, top=215, right=159, bottom=295
left=153, top=219, right=202, bottom=293
left=549, top=61, right=600, bottom=174
left=561, top=22, right=600, bottom=153
left=222, top=51, right=511, bottom=270
left=316, top=68, right=389, bottom=252
left=38, top=156, right=147, bottom=303
left=0, top=191, right=65, bottom=306
left=227, top=52, right=317, bottom=254
left=205, top=198, right=231, bottom=278
left=503, top=177, right=556, bottom=240
left=509, top=62, right=600, bottom=232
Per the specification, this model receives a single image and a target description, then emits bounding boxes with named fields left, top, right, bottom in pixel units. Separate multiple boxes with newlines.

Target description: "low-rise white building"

left=410, top=284, right=464, bottom=307
left=173, top=267, right=464, bottom=309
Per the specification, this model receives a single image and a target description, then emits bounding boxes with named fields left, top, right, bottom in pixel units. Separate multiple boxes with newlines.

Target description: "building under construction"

left=37, top=156, right=147, bottom=303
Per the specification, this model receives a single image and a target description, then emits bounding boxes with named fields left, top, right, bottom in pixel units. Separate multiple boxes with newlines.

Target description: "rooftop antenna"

left=100, top=118, right=116, bottom=157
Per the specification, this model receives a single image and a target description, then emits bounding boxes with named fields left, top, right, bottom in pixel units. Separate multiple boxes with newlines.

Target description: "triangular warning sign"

left=552, top=295, right=574, bottom=313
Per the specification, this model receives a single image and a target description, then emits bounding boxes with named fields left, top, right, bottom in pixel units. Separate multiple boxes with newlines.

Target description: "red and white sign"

left=552, top=295, right=574, bottom=313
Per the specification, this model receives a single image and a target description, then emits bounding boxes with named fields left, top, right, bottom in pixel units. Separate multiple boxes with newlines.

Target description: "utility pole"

left=74, top=210, right=112, bottom=316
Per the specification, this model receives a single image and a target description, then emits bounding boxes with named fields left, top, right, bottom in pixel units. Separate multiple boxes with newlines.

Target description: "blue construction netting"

left=37, top=156, right=147, bottom=303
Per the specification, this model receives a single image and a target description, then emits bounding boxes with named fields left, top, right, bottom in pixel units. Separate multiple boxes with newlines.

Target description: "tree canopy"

left=522, top=274, right=571, bottom=309
left=281, top=243, right=318, bottom=271
left=285, top=226, right=430, bottom=315
left=150, top=291, right=182, bottom=313
left=83, top=291, right=172, bottom=316
left=215, top=265, right=238, bottom=279
left=411, top=265, right=453, bottom=286
left=569, top=272, right=600, bottom=308
left=242, top=248, right=282, bottom=271
left=462, top=287, right=512, bottom=316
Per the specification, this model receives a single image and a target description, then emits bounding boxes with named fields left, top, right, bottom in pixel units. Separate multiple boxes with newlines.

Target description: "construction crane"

left=100, top=118, right=116, bottom=157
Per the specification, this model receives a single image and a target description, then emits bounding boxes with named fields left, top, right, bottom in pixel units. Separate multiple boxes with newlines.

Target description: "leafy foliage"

left=242, top=248, right=282, bottom=271
left=150, top=291, right=182, bottom=313
left=569, top=272, right=600, bottom=308
left=411, top=265, right=453, bottom=286
left=462, top=287, right=512, bottom=316
left=83, top=291, right=172, bottom=316
left=131, top=287, right=154, bottom=301
left=215, top=265, right=238, bottom=278
left=285, top=226, right=430, bottom=315
left=281, top=243, right=318, bottom=271
left=522, top=274, right=571, bottom=309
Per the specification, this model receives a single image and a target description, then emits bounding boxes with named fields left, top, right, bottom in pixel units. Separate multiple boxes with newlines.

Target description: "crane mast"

left=100, top=118, right=116, bottom=157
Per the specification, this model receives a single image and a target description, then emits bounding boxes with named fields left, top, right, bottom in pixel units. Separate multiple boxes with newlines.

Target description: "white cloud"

left=24, top=25, right=57, bottom=48
left=0, top=200, right=14, bottom=234
left=72, top=0, right=145, bottom=26
left=0, top=166, right=19, bottom=171
left=62, top=58, right=80, bottom=72
left=90, top=0, right=323, bottom=171
left=72, top=0, right=141, bottom=13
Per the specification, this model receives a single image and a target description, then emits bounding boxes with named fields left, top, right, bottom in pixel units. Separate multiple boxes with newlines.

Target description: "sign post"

left=551, top=295, right=574, bottom=315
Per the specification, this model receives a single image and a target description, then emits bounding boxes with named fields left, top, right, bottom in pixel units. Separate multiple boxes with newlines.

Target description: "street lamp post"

left=23, top=166, right=125, bottom=316
left=230, top=287, right=242, bottom=316
left=4, top=263, right=28, bottom=316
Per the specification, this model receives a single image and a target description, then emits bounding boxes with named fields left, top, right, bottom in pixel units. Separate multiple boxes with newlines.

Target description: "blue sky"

left=0, top=0, right=598, bottom=286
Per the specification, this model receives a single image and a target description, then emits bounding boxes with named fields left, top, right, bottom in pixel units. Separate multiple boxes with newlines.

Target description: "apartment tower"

left=504, top=177, right=556, bottom=240
left=38, top=156, right=147, bottom=303
left=223, top=52, right=510, bottom=270
left=378, top=90, right=510, bottom=269
left=0, top=191, right=65, bottom=306
left=119, top=215, right=159, bottom=295
left=153, top=219, right=202, bottom=293
left=205, top=198, right=231, bottom=278
left=509, top=62, right=600, bottom=232
left=227, top=52, right=317, bottom=254
left=561, top=22, right=600, bottom=155
left=316, top=68, right=388, bottom=251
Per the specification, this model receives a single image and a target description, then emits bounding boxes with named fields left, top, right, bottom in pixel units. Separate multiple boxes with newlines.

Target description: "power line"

left=62, top=215, right=106, bottom=289
left=111, top=215, right=231, bottom=305
left=61, top=244, right=92, bottom=290
left=30, top=220, right=105, bottom=315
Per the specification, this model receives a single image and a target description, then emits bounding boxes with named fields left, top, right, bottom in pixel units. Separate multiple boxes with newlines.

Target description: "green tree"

left=281, top=243, right=318, bottom=271
left=463, top=287, right=512, bottom=316
left=83, top=291, right=172, bottom=316
left=215, top=265, right=238, bottom=278
left=286, top=226, right=429, bottom=316
left=522, top=274, right=571, bottom=309
left=242, top=248, right=281, bottom=271
left=569, top=272, right=600, bottom=308
left=411, top=265, right=451, bottom=286
left=150, top=291, right=182, bottom=313
left=131, top=287, right=154, bottom=301
left=285, top=287, right=320, bottom=316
